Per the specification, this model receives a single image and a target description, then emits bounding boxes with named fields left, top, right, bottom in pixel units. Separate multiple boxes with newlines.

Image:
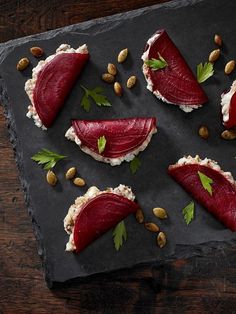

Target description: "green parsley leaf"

left=197, top=62, right=214, bottom=83
left=81, top=94, right=91, bottom=112
left=198, top=171, right=213, bottom=195
left=80, top=85, right=111, bottom=111
left=97, top=135, right=106, bottom=154
left=129, top=156, right=141, bottom=174
left=113, top=220, right=127, bottom=251
left=182, top=201, right=195, bottom=225
left=145, top=53, right=168, bottom=70
left=31, top=149, right=66, bottom=170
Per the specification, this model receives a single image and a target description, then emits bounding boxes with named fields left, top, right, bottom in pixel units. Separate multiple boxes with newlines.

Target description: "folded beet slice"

left=72, top=117, right=156, bottom=158
left=142, top=29, right=208, bottom=111
left=34, top=53, right=88, bottom=127
left=221, top=80, right=236, bottom=129
left=25, top=44, right=89, bottom=129
left=66, top=117, right=157, bottom=166
left=168, top=156, right=236, bottom=231
left=73, top=193, right=139, bottom=253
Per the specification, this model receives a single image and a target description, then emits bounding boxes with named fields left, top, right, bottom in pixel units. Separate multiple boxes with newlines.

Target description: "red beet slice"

left=168, top=162, right=236, bottom=231
left=72, top=117, right=156, bottom=158
left=143, top=29, right=208, bottom=107
left=73, top=193, right=139, bottom=253
left=223, top=92, right=236, bottom=129
left=33, top=52, right=89, bottom=127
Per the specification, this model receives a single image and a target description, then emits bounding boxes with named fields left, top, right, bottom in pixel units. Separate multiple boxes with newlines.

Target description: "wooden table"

left=1, top=1, right=236, bottom=313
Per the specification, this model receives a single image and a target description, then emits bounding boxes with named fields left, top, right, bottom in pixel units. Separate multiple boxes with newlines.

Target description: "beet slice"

left=73, top=193, right=139, bottom=253
left=33, top=52, right=89, bottom=127
left=223, top=92, right=236, bottom=129
left=168, top=162, right=236, bottom=231
left=72, top=117, right=156, bottom=158
left=143, top=29, right=208, bottom=107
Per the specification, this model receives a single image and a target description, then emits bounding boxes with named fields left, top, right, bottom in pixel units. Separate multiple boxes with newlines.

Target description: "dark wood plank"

left=0, top=0, right=168, bottom=43
left=1, top=1, right=236, bottom=313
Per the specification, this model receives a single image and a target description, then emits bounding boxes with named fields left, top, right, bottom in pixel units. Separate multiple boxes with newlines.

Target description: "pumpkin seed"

left=102, top=73, right=115, bottom=83
left=65, top=167, right=76, bottom=180
left=221, top=129, right=236, bottom=140
left=73, top=177, right=86, bottom=187
left=214, top=34, right=222, bottom=46
left=126, top=75, right=137, bottom=89
left=30, top=46, right=44, bottom=57
left=107, top=63, right=117, bottom=76
left=157, top=232, right=167, bottom=248
left=153, top=207, right=168, bottom=219
left=208, top=49, right=220, bottom=63
left=225, top=60, right=236, bottom=75
left=135, top=208, right=144, bottom=224
left=46, top=170, right=57, bottom=186
left=114, top=82, right=123, bottom=96
left=16, top=57, right=30, bottom=71
left=144, top=222, right=160, bottom=233
left=117, top=48, right=128, bottom=63
left=198, top=126, right=209, bottom=139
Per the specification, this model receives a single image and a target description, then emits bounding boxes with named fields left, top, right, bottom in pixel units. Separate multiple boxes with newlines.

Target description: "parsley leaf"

left=97, top=135, right=106, bottom=154
left=198, top=171, right=213, bottom=195
left=113, top=220, right=127, bottom=251
left=31, top=149, right=66, bottom=170
left=145, top=53, right=168, bottom=70
left=130, top=156, right=141, bottom=174
left=81, top=94, right=91, bottom=112
left=80, top=85, right=111, bottom=112
left=182, top=201, right=195, bottom=225
left=197, top=62, right=214, bottom=83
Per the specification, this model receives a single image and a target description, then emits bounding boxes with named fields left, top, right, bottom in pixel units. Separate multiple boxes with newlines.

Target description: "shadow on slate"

left=0, top=0, right=236, bottom=288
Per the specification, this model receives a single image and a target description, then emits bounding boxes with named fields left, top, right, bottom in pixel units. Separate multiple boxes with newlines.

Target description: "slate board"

left=0, top=0, right=236, bottom=288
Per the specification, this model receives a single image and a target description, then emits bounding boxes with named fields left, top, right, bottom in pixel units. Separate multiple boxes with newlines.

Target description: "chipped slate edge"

left=0, top=0, right=227, bottom=287
left=0, top=76, right=52, bottom=284
left=0, top=76, right=52, bottom=280
left=51, top=239, right=236, bottom=287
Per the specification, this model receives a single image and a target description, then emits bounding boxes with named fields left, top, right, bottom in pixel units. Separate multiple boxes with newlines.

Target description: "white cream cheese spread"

left=65, top=125, right=157, bottom=166
left=221, top=80, right=236, bottom=123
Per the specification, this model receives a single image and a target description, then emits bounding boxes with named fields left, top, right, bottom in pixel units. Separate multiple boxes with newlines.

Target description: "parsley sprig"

left=198, top=171, right=213, bottom=195
left=145, top=53, right=168, bottom=71
left=182, top=201, right=195, bottom=225
left=97, top=135, right=106, bottom=154
left=130, top=156, right=141, bottom=174
left=81, top=85, right=111, bottom=112
left=113, top=220, right=127, bottom=251
left=31, top=149, right=66, bottom=170
left=197, top=62, right=214, bottom=83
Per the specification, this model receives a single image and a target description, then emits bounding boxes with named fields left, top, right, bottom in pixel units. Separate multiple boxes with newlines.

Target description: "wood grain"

left=0, top=0, right=168, bottom=43
left=1, top=0, right=236, bottom=313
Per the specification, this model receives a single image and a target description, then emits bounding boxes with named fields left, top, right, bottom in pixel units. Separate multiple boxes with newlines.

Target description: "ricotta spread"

left=64, top=185, right=135, bottom=251
left=25, top=43, right=88, bottom=130
left=65, top=125, right=157, bottom=166
left=141, top=33, right=200, bottom=113
left=176, top=155, right=236, bottom=186
left=221, top=80, right=236, bottom=123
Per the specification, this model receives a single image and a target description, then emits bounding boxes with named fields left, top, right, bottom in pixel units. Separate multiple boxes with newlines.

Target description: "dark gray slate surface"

left=0, top=0, right=236, bottom=287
